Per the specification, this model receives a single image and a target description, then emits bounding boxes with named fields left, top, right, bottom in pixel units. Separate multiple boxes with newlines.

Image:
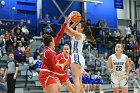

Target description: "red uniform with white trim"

left=38, top=23, right=67, bottom=88
left=56, top=53, right=71, bottom=83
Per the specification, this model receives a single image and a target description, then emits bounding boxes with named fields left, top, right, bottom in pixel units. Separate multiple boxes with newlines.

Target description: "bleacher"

left=0, top=35, right=138, bottom=93
left=12, top=38, right=138, bottom=93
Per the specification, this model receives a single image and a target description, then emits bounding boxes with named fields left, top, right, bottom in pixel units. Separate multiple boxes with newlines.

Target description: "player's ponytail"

left=81, top=22, right=95, bottom=44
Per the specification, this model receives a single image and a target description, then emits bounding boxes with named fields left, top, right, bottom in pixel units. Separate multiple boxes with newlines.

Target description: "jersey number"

left=116, top=66, right=122, bottom=71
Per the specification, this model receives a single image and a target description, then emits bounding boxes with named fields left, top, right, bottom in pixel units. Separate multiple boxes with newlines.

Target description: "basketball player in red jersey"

left=56, top=44, right=74, bottom=93
left=38, top=16, right=72, bottom=93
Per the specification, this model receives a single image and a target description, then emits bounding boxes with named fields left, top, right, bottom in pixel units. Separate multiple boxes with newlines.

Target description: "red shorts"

left=57, top=73, right=68, bottom=84
left=38, top=71, right=58, bottom=88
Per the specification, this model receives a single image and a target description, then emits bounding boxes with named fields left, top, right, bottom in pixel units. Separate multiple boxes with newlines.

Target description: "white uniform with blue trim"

left=111, top=54, right=128, bottom=88
left=71, top=33, right=86, bottom=71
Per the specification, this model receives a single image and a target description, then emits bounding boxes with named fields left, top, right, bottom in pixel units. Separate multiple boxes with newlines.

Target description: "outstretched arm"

left=54, top=16, right=71, bottom=46
left=54, top=23, right=67, bottom=46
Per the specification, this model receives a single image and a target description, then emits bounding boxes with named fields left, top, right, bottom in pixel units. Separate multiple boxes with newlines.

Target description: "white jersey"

left=71, top=33, right=86, bottom=71
left=111, top=53, right=128, bottom=87
left=111, top=54, right=126, bottom=80
left=71, top=33, right=86, bottom=55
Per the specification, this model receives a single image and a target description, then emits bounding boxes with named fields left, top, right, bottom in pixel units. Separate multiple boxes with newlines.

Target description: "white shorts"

left=111, top=73, right=128, bottom=88
left=71, top=53, right=85, bottom=67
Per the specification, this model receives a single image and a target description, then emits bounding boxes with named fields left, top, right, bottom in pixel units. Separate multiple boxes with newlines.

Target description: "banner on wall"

left=114, top=0, right=123, bottom=9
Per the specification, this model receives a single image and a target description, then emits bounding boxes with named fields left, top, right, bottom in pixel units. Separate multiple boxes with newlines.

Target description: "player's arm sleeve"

left=54, top=23, right=67, bottom=46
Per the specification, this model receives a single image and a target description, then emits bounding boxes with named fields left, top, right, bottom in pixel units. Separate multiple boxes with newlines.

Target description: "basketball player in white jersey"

left=66, top=11, right=95, bottom=93
left=108, top=43, right=130, bottom=93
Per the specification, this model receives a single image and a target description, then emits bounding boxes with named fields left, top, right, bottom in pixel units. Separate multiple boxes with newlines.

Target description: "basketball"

left=71, top=11, right=82, bottom=23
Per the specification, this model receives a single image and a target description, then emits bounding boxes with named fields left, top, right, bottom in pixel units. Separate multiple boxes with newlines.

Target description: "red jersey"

left=56, top=53, right=71, bottom=71
left=38, top=23, right=67, bottom=88
left=40, top=23, right=67, bottom=74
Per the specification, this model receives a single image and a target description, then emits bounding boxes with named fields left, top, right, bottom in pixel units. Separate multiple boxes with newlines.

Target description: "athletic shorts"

left=111, top=73, right=128, bottom=88
left=71, top=53, right=85, bottom=66
left=57, top=73, right=68, bottom=84
left=38, top=71, right=58, bottom=88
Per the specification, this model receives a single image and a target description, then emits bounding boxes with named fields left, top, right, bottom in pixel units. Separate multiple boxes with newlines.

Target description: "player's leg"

left=79, top=73, right=85, bottom=93
left=71, top=63, right=81, bottom=93
left=44, top=77, right=61, bottom=93
left=120, top=79, right=128, bottom=93
left=113, top=87, right=119, bottom=93
left=63, top=80, right=74, bottom=93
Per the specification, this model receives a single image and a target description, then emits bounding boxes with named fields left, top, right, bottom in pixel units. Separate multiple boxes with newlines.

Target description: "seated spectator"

left=18, top=42, right=25, bottom=52
left=3, top=31, right=10, bottom=52
left=21, top=25, right=29, bottom=34
left=100, top=57, right=108, bottom=76
left=15, top=28, right=23, bottom=41
left=37, top=15, right=44, bottom=36
left=14, top=46, right=25, bottom=63
left=133, top=40, right=139, bottom=51
left=0, top=36, right=5, bottom=58
left=128, top=70, right=137, bottom=87
left=33, top=49, right=40, bottom=60
left=24, top=46, right=31, bottom=58
left=129, top=57, right=135, bottom=71
left=125, top=25, right=131, bottom=36
left=20, top=37, right=27, bottom=47
left=43, top=14, right=50, bottom=23
left=33, top=55, right=42, bottom=72
left=52, top=16, right=58, bottom=34
left=28, top=56, right=34, bottom=65
left=0, top=67, right=7, bottom=93
left=8, top=36, right=18, bottom=53
left=23, top=31, right=33, bottom=44
left=93, top=71, right=104, bottom=93
left=37, top=43, right=44, bottom=53
left=83, top=66, right=94, bottom=93
left=44, top=23, right=55, bottom=37
left=95, top=58, right=101, bottom=72
left=29, top=55, right=42, bottom=74
left=9, top=29, right=15, bottom=39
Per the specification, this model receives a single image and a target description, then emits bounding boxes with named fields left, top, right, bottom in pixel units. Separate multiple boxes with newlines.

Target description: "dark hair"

left=63, top=44, right=70, bottom=47
left=81, top=22, right=95, bottom=43
left=42, top=34, right=52, bottom=47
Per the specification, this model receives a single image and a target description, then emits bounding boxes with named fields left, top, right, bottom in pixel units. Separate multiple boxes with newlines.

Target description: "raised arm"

left=54, top=23, right=67, bottom=46
left=66, top=23, right=82, bottom=40
left=54, top=16, right=71, bottom=46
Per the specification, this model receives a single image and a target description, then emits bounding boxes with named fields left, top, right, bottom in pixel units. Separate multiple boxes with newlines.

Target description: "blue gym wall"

left=86, top=0, right=117, bottom=28
left=0, top=0, right=117, bottom=35
left=0, top=0, right=37, bottom=35
left=42, top=0, right=82, bottom=23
